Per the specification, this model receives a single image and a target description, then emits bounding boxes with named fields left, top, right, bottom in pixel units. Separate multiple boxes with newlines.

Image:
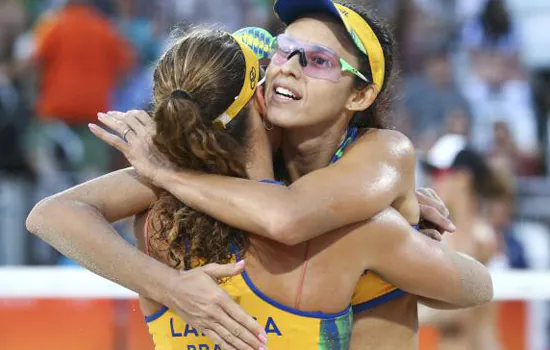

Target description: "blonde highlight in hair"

left=147, top=27, right=251, bottom=269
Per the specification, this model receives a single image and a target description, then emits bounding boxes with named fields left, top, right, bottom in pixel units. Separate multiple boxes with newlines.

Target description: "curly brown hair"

left=147, top=27, right=252, bottom=270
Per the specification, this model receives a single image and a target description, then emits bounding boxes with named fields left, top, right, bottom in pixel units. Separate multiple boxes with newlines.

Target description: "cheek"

left=307, top=80, right=350, bottom=108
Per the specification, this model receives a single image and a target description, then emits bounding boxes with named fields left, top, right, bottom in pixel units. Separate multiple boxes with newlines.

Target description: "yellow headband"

left=333, top=4, right=385, bottom=90
left=212, top=34, right=260, bottom=129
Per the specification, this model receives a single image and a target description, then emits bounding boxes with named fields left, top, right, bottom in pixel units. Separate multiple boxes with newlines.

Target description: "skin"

left=419, top=170, right=500, bottom=350
left=26, top=16, right=487, bottom=350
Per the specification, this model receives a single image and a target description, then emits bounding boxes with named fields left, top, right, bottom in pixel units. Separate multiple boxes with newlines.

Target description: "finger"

left=424, top=188, right=449, bottom=217
left=124, top=113, right=147, bottom=137
left=88, top=123, right=128, bottom=153
left=130, top=109, right=155, bottom=129
left=220, top=297, right=267, bottom=348
left=416, top=187, right=431, bottom=197
left=202, top=261, right=246, bottom=280
left=202, top=328, right=237, bottom=350
left=98, top=112, right=128, bottom=136
left=104, top=111, right=146, bottom=139
left=210, top=321, right=254, bottom=350
left=419, top=204, right=456, bottom=233
left=416, top=190, right=448, bottom=218
left=426, top=188, right=447, bottom=211
left=418, top=228, right=442, bottom=242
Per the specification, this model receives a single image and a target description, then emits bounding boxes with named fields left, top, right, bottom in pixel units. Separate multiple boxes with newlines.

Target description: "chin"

left=266, top=107, right=299, bottom=129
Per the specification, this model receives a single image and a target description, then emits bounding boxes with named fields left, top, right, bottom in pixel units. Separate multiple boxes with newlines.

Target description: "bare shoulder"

left=352, top=129, right=415, bottom=165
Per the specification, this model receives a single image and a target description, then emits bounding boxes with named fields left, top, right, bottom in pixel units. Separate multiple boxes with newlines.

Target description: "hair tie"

left=171, top=89, right=193, bottom=100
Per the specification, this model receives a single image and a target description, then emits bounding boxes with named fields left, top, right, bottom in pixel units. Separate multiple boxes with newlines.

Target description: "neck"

left=281, top=123, right=348, bottom=182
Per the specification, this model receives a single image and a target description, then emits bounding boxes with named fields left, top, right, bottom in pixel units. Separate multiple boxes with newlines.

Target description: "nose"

left=288, top=49, right=308, bottom=67
left=280, top=53, right=304, bottom=79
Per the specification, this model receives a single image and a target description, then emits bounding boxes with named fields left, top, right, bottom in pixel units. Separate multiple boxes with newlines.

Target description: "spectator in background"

left=0, top=0, right=28, bottom=173
left=112, top=0, right=160, bottom=112
left=485, top=168, right=528, bottom=271
left=487, top=121, right=519, bottom=174
left=154, top=0, right=269, bottom=34
left=398, top=46, right=471, bottom=152
left=420, top=134, right=504, bottom=350
left=26, top=0, right=135, bottom=182
left=460, top=0, right=540, bottom=172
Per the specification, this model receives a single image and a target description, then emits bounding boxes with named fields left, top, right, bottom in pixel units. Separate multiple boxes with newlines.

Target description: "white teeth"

left=275, top=87, right=296, bottom=99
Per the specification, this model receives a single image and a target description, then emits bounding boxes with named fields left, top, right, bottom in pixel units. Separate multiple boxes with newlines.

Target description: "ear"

left=254, top=85, right=267, bottom=116
left=345, top=85, right=377, bottom=112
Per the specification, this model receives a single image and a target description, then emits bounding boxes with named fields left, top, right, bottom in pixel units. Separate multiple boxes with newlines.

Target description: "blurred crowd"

left=1, top=0, right=550, bottom=273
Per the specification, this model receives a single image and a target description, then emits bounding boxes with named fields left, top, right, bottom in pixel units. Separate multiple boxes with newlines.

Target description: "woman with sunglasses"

left=25, top=1, right=494, bottom=348
left=105, top=3, right=473, bottom=346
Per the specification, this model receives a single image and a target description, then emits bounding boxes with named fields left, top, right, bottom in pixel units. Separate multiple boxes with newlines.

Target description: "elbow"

left=477, top=268, right=494, bottom=305
left=462, top=263, right=494, bottom=308
left=265, top=212, right=304, bottom=246
left=26, top=197, right=55, bottom=236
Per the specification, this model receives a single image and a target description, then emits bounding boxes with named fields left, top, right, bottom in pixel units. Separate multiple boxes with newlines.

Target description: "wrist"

left=151, top=166, right=177, bottom=188
left=141, top=260, right=181, bottom=305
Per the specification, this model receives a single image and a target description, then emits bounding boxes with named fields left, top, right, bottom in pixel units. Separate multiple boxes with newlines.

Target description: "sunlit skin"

left=263, top=16, right=420, bottom=350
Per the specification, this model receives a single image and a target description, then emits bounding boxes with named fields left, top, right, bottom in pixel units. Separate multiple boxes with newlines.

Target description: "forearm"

left=417, top=302, right=470, bottom=327
left=155, top=168, right=396, bottom=245
left=417, top=296, right=471, bottom=310
left=155, top=169, right=304, bottom=244
left=26, top=198, right=174, bottom=303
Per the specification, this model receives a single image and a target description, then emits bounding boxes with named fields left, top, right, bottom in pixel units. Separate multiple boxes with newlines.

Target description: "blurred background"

left=0, top=0, right=549, bottom=349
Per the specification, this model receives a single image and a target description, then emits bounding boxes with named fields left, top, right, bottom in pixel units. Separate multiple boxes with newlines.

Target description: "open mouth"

left=274, top=86, right=302, bottom=101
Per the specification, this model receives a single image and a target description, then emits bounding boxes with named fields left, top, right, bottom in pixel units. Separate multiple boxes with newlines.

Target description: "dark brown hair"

left=148, top=27, right=251, bottom=269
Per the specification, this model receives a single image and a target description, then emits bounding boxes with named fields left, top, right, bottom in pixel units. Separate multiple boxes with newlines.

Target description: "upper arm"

left=46, top=167, right=158, bottom=223
left=363, top=208, right=491, bottom=306
left=282, top=130, right=417, bottom=238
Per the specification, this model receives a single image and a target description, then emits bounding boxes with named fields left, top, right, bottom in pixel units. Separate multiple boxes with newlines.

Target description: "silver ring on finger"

left=122, top=127, right=134, bottom=142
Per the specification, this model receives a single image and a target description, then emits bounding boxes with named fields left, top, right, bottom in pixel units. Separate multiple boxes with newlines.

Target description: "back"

left=135, top=214, right=354, bottom=350
left=243, top=227, right=371, bottom=315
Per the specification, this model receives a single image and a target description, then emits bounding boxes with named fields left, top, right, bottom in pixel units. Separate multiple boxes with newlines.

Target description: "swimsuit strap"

left=330, top=126, right=359, bottom=164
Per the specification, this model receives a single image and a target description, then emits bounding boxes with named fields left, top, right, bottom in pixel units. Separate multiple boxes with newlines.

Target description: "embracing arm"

left=26, top=168, right=267, bottom=349
left=25, top=168, right=166, bottom=297
left=363, top=209, right=493, bottom=307
left=152, top=129, right=417, bottom=245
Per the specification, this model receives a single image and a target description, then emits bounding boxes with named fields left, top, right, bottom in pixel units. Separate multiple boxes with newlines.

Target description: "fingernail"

left=449, top=222, right=457, bottom=231
left=236, top=260, right=245, bottom=269
left=259, top=347, right=267, bottom=350
left=88, top=123, right=97, bottom=130
left=259, top=333, right=267, bottom=343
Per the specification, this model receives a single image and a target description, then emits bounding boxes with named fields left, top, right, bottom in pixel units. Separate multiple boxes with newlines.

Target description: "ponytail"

left=148, top=95, right=249, bottom=269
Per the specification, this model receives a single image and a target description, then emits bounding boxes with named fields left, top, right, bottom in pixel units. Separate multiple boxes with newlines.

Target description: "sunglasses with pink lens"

left=269, top=34, right=370, bottom=83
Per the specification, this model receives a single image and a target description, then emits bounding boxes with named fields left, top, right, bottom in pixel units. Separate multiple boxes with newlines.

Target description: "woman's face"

left=264, top=15, right=365, bottom=130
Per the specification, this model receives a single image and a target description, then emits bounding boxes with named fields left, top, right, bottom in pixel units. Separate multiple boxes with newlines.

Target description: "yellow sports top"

left=146, top=271, right=353, bottom=350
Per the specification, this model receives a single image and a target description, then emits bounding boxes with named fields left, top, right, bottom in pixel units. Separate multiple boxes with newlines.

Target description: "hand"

left=161, top=261, right=268, bottom=350
left=416, top=188, right=456, bottom=241
left=90, top=110, right=174, bottom=185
